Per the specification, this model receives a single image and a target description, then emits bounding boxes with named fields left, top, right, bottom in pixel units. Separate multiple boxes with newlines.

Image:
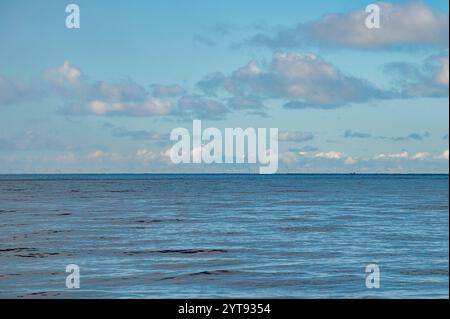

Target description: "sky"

left=0, top=0, right=448, bottom=173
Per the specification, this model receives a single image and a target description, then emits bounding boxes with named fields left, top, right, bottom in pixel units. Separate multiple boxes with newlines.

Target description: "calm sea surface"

left=0, top=174, right=448, bottom=298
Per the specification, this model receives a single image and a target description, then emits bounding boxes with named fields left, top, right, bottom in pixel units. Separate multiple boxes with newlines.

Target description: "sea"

left=0, top=174, right=448, bottom=298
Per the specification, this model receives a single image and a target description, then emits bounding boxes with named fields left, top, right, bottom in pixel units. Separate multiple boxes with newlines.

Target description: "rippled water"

left=0, top=174, right=448, bottom=298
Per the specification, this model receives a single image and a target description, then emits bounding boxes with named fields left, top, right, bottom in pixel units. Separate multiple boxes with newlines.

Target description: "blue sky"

left=0, top=0, right=448, bottom=173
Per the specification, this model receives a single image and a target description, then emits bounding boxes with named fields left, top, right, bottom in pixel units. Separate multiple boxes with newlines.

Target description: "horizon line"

left=0, top=172, right=448, bottom=176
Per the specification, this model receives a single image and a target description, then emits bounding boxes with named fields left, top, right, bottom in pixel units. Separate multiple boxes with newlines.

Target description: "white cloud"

left=344, top=156, right=358, bottom=165
left=313, top=151, right=356, bottom=164
left=198, top=53, right=388, bottom=109
left=437, top=149, right=449, bottom=160
left=160, top=148, right=173, bottom=164
left=43, top=61, right=81, bottom=86
left=42, top=61, right=225, bottom=119
left=374, top=151, right=437, bottom=161
left=84, top=97, right=171, bottom=116
left=136, top=149, right=157, bottom=163
left=315, top=151, right=346, bottom=160
left=88, top=100, right=124, bottom=115
left=233, top=61, right=262, bottom=77
left=142, top=98, right=172, bottom=115
left=411, top=152, right=431, bottom=161
left=249, top=2, right=449, bottom=49
left=89, top=150, right=107, bottom=159
left=374, top=151, right=410, bottom=160
left=273, top=53, right=336, bottom=81
left=136, top=148, right=173, bottom=164
left=435, top=56, right=449, bottom=86
left=42, top=62, right=174, bottom=116
left=279, top=151, right=300, bottom=164
left=96, top=81, right=147, bottom=102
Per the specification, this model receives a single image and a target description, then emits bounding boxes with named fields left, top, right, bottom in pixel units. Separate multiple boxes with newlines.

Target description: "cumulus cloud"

left=282, top=149, right=446, bottom=167
left=374, top=151, right=410, bottom=160
left=279, top=151, right=302, bottom=164
left=136, top=148, right=172, bottom=164
left=136, top=149, right=158, bottom=163
left=247, top=2, right=449, bottom=50
left=278, top=148, right=447, bottom=173
left=79, top=97, right=172, bottom=116
left=94, top=81, right=148, bottom=102
left=288, top=145, right=319, bottom=153
left=315, top=151, right=347, bottom=160
left=43, top=61, right=81, bottom=86
left=384, top=55, right=449, bottom=98
left=198, top=53, right=389, bottom=109
left=436, top=149, right=449, bottom=160
left=42, top=62, right=227, bottom=119
left=281, top=150, right=358, bottom=166
left=411, top=152, right=431, bottom=160
left=344, top=156, right=358, bottom=165
left=42, top=62, right=171, bottom=116
left=3, top=146, right=447, bottom=173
